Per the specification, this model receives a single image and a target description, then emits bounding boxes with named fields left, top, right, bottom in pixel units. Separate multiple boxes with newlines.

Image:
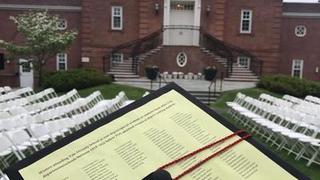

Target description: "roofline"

left=283, top=12, right=320, bottom=19
left=0, top=4, right=81, bottom=12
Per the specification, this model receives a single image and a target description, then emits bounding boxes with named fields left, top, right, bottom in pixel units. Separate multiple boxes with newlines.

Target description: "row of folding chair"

left=24, top=89, right=80, bottom=113
left=283, top=94, right=305, bottom=105
left=24, top=88, right=57, bottom=104
left=12, top=87, right=34, bottom=97
left=227, top=93, right=320, bottom=166
left=0, top=86, right=11, bottom=95
left=258, top=93, right=293, bottom=108
left=0, top=90, right=135, bottom=180
left=305, top=95, right=320, bottom=105
left=260, top=93, right=320, bottom=120
left=33, top=91, right=104, bottom=123
left=0, top=88, right=58, bottom=111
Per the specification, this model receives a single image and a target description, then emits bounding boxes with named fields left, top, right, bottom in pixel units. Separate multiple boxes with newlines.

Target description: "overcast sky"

left=283, top=0, right=317, bottom=2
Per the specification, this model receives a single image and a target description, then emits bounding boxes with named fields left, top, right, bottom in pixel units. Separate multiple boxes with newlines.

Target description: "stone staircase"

left=189, top=91, right=221, bottom=105
left=200, top=47, right=259, bottom=82
left=107, top=46, right=163, bottom=82
left=200, top=47, right=228, bottom=68
left=224, top=64, right=259, bottom=82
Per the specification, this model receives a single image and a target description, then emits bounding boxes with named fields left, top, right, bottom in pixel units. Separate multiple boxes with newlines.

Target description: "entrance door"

left=19, top=59, right=34, bottom=88
left=163, top=0, right=201, bottom=46
left=169, top=1, right=195, bottom=45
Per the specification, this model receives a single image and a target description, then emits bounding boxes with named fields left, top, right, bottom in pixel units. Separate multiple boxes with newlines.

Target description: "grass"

left=77, top=83, right=147, bottom=100
left=210, top=88, right=320, bottom=180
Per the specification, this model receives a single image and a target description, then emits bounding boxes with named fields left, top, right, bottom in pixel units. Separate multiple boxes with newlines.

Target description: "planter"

left=145, top=66, right=159, bottom=80
left=204, top=67, right=217, bottom=81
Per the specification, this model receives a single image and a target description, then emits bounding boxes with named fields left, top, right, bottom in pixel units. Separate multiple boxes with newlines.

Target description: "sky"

left=283, top=0, right=317, bottom=2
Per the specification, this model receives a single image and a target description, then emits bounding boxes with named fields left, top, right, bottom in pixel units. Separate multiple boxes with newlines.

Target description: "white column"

left=163, top=0, right=170, bottom=45
left=193, top=0, right=201, bottom=46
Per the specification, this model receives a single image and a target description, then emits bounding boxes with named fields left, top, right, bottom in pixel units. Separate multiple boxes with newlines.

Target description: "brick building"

left=0, top=0, right=319, bottom=87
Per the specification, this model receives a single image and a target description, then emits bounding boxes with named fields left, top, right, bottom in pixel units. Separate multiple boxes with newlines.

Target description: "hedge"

left=43, top=69, right=111, bottom=92
left=257, top=75, right=320, bottom=98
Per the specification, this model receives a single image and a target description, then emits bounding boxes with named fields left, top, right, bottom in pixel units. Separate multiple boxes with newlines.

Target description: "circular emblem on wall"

left=176, top=52, right=188, bottom=67
left=295, top=25, right=307, bottom=37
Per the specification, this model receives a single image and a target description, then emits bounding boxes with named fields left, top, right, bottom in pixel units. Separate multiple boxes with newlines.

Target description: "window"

left=240, top=10, right=252, bottom=34
left=56, top=53, right=67, bottom=71
left=176, top=52, right=188, bottom=67
left=112, top=6, right=123, bottom=30
left=111, top=53, right=123, bottom=63
left=295, top=25, right=307, bottom=37
left=0, top=53, right=4, bottom=70
left=237, top=56, right=251, bottom=69
left=57, top=19, right=67, bottom=30
left=292, top=59, right=303, bottom=78
left=170, top=2, right=195, bottom=11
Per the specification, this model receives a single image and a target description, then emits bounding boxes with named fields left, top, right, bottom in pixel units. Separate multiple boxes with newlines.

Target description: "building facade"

left=0, top=0, right=319, bottom=87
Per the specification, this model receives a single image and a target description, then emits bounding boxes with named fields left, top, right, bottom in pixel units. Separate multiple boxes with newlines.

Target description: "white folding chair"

left=4, top=129, right=39, bottom=160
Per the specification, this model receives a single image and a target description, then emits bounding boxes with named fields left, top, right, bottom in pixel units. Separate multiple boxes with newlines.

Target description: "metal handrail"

left=199, top=29, right=263, bottom=77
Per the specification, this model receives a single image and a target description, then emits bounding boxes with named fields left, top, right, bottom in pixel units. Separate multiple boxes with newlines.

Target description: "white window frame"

left=111, top=53, right=124, bottom=63
left=240, top=9, right=252, bottom=34
left=291, top=59, right=304, bottom=78
left=56, top=53, right=68, bottom=71
left=176, top=52, right=188, bottom=67
left=237, top=56, right=251, bottom=69
left=111, top=6, right=123, bottom=30
left=57, top=19, right=67, bottom=30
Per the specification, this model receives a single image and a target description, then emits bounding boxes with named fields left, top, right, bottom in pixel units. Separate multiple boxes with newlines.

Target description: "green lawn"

left=77, top=83, right=147, bottom=100
left=210, top=88, right=320, bottom=180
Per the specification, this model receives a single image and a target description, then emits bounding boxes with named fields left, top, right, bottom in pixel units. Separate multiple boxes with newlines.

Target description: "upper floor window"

left=295, top=25, right=307, bottom=37
left=240, top=10, right=252, bottom=34
left=56, top=53, right=67, bottom=71
left=57, top=19, right=67, bottom=30
left=112, top=6, right=123, bottom=30
left=292, top=59, right=303, bottom=78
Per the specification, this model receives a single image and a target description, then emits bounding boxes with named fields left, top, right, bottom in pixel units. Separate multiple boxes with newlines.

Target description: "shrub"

left=43, top=69, right=111, bottom=92
left=257, top=74, right=320, bottom=98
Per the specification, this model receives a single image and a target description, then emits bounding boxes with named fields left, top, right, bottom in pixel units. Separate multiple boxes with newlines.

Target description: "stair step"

left=109, top=69, right=134, bottom=72
left=224, top=78, right=259, bottom=82
left=115, top=78, right=149, bottom=83
left=230, top=72, right=255, bottom=76
left=114, top=75, right=140, bottom=79
left=108, top=72, right=136, bottom=75
left=229, top=75, right=258, bottom=79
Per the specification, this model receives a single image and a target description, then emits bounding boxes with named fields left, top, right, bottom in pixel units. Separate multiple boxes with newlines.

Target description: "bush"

left=43, top=69, right=111, bottom=92
left=257, top=74, right=320, bottom=98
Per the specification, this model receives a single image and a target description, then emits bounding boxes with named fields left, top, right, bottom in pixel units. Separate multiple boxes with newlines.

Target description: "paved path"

left=115, top=78, right=257, bottom=92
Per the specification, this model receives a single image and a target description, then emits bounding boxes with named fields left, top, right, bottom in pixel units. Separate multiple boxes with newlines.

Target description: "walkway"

left=115, top=78, right=257, bottom=92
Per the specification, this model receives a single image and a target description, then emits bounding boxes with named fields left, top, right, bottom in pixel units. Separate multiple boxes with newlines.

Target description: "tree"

left=0, top=11, right=77, bottom=87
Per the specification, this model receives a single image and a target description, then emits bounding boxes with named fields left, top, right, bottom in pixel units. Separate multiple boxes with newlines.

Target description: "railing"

left=163, top=25, right=200, bottom=30
left=200, top=30, right=234, bottom=77
left=200, top=29, right=263, bottom=77
left=107, top=29, right=163, bottom=74
left=106, top=27, right=263, bottom=77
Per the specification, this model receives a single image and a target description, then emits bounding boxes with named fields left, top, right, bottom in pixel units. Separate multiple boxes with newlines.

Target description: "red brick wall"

left=223, top=0, right=282, bottom=74
left=280, top=17, right=320, bottom=81
left=139, top=46, right=226, bottom=78
left=138, top=0, right=163, bottom=38
left=201, top=0, right=227, bottom=40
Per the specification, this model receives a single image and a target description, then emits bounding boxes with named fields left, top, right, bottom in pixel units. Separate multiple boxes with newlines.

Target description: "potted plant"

left=204, top=66, right=217, bottom=81
left=145, top=65, right=159, bottom=80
